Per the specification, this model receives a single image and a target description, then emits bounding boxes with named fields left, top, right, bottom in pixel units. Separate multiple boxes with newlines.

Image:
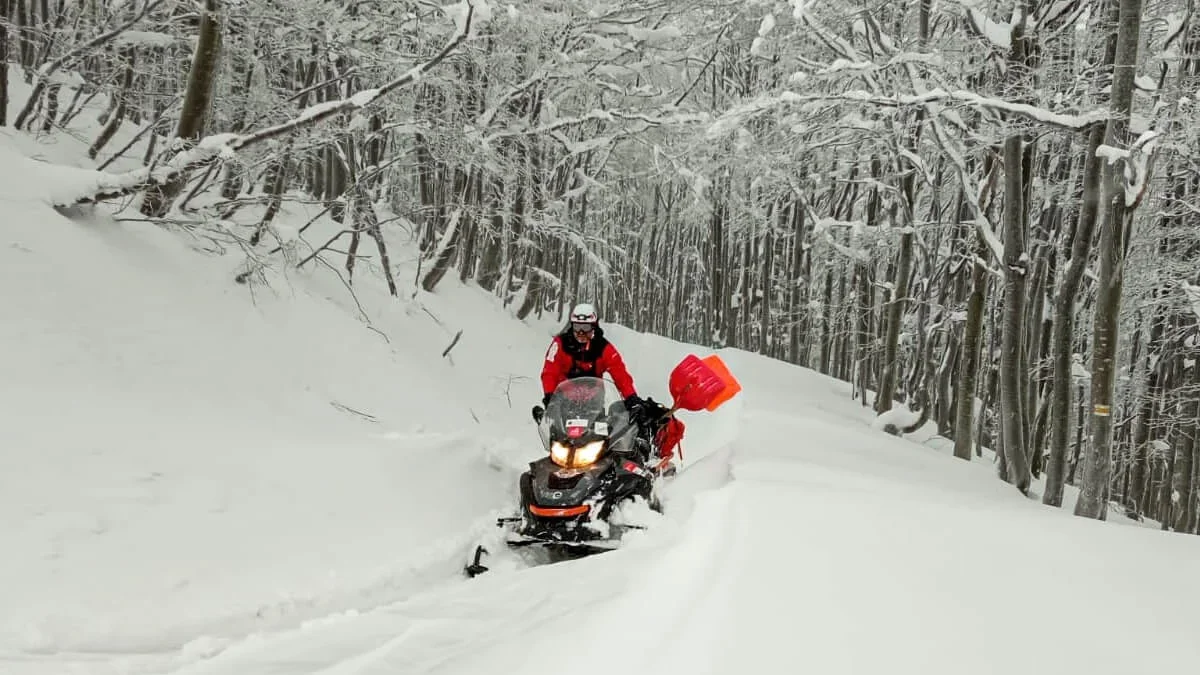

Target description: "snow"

left=113, top=30, right=178, bottom=48
left=626, top=25, right=682, bottom=45
left=966, top=6, right=1015, bottom=50
left=1097, top=131, right=1160, bottom=206
left=296, top=100, right=344, bottom=124
left=444, top=0, right=493, bottom=35
left=4, top=74, right=1200, bottom=675
left=349, top=88, right=381, bottom=107
left=1073, top=359, right=1093, bottom=382
left=1184, top=282, right=1200, bottom=320
left=753, top=13, right=776, bottom=52
left=710, top=88, right=1106, bottom=142
left=872, top=404, right=922, bottom=433
left=1, top=188, right=540, bottom=666
left=1123, top=130, right=1159, bottom=206
left=1097, top=143, right=1130, bottom=164
left=757, top=13, right=776, bottom=37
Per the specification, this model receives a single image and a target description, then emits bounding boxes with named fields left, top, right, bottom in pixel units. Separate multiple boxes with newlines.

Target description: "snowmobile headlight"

left=573, top=440, right=605, bottom=466
left=550, top=440, right=605, bottom=467
left=550, top=441, right=572, bottom=467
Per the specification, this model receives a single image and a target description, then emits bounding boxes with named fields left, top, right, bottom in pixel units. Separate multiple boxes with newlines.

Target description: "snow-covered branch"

left=59, top=0, right=484, bottom=207
left=929, top=116, right=1006, bottom=270
left=1098, top=130, right=1161, bottom=207
left=714, top=88, right=1108, bottom=135
left=482, top=106, right=705, bottom=146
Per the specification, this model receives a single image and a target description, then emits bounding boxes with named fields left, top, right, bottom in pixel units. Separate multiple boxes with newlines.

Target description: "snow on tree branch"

left=928, top=116, right=1006, bottom=271
left=55, top=0, right=487, bottom=207
left=1098, top=130, right=1161, bottom=207
left=704, top=84, right=1107, bottom=148
left=1183, top=282, right=1200, bottom=321
left=800, top=11, right=868, bottom=66
left=482, top=106, right=705, bottom=146
left=475, top=68, right=555, bottom=129
left=959, top=1, right=1016, bottom=51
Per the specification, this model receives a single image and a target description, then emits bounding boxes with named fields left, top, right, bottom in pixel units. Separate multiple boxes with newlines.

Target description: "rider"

left=539, top=303, right=667, bottom=458
left=541, top=303, right=636, bottom=403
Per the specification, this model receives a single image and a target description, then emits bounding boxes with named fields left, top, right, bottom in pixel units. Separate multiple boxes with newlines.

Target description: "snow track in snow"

left=3, top=437, right=738, bottom=675
left=5, top=511, right=528, bottom=675
left=104, top=442, right=740, bottom=675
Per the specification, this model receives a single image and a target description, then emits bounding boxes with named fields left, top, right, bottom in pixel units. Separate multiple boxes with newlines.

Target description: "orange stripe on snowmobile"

left=529, top=504, right=590, bottom=517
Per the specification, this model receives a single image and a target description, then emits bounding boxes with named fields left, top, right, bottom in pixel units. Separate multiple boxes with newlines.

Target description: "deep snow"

left=4, top=78, right=1200, bottom=675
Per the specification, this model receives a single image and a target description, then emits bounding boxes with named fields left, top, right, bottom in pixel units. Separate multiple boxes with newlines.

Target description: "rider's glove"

left=624, top=394, right=645, bottom=419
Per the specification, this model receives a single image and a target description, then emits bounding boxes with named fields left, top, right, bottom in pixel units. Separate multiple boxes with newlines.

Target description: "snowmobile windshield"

left=538, top=377, right=634, bottom=453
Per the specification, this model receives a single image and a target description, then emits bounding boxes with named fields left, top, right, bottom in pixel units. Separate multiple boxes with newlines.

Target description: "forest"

left=4, top=0, right=1197, bottom=531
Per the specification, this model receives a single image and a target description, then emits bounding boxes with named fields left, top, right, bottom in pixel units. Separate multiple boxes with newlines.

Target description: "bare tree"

left=1075, top=0, right=1150, bottom=520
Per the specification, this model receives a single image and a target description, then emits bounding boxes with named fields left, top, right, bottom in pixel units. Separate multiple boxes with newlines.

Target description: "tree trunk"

left=1075, top=0, right=1145, bottom=520
left=999, top=133, right=1032, bottom=493
left=954, top=230, right=988, bottom=461
left=139, top=0, right=222, bottom=217
left=0, top=0, right=9, bottom=127
left=1046, top=0, right=1123, bottom=507
left=1045, top=122, right=1107, bottom=506
left=1171, top=362, right=1199, bottom=530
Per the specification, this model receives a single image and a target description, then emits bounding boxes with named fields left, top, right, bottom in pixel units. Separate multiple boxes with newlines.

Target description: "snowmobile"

left=465, top=353, right=742, bottom=578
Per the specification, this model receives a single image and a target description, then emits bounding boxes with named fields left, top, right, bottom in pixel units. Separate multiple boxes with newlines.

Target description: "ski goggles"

left=571, top=322, right=595, bottom=334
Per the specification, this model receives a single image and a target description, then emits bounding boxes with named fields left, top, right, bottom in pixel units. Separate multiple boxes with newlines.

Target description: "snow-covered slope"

left=81, top=347, right=1197, bottom=675
left=4, top=128, right=1200, bottom=674
left=0, top=132, right=559, bottom=665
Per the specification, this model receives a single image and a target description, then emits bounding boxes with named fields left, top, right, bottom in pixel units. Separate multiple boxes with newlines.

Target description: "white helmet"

left=570, top=302, right=598, bottom=324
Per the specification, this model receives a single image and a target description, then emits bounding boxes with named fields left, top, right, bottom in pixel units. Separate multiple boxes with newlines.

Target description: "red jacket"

left=541, top=328, right=636, bottom=399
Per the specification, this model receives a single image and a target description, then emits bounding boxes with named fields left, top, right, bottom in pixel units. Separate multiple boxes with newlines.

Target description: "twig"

left=330, top=401, right=379, bottom=422
left=267, top=202, right=337, bottom=254
left=442, top=329, right=463, bottom=357
left=295, top=228, right=355, bottom=268
left=501, top=374, right=532, bottom=408
left=313, top=251, right=366, bottom=320
left=674, top=26, right=727, bottom=106
left=422, top=305, right=445, bottom=327
left=96, top=94, right=183, bottom=171
left=411, top=251, right=424, bottom=299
